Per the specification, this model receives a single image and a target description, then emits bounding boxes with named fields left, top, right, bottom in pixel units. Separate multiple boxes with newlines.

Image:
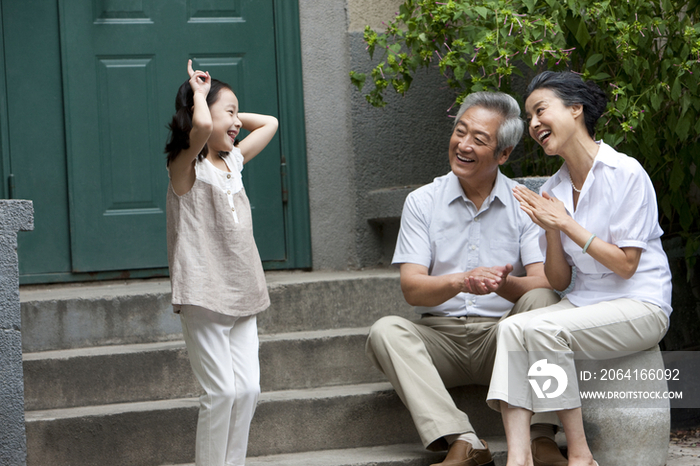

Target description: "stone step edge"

left=25, top=382, right=395, bottom=421
left=22, top=326, right=372, bottom=361
left=162, top=439, right=508, bottom=466
left=19, top=270, right=400, bottom=303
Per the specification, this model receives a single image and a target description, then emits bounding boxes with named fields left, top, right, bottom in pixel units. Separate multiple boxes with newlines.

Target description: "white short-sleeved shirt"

left=538, top=141, right=672, bottom=318
left=393, top=170, right=544, bottom=318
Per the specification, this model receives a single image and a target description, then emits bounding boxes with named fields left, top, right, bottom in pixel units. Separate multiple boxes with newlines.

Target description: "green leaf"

left=650, top=91, right=662, bottom=111
left=662, top=0, right=673, bottom=13
left=574, top=18, right=591, bottom=47
left=680, top=202, right=693, bottom=232
left=670, top=160, right=685, bottom=190
left=474, top=6, right=489, bottom=19
left=523, top=0, right=536, bottom=13
left=660, top=194, right=673, bottom=222
left=671, top=78, right=682, bottom=101
left=681, top=94, right=692, bottom=117
left=349, top=71, right=366, bottom=91
left=585, top=54, right=604, bottom=69
left=616, top=97, right=628, bottom=112
left=676, top=116, right=691, bottom=140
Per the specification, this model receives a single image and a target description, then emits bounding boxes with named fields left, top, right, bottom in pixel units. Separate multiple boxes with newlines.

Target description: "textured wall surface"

left=299, top=0, right=358, bottom=269
left=299, top=0, right=457, bottom=269
left=348, top=0, right=457, bottom=266
left=0, top=200, right=34, bottom=466
left=349, top=31, right=456, bottom=266
left=347, top=0, right=403, bottom=32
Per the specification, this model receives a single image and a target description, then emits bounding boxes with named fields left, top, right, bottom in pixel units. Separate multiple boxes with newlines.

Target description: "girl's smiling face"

left=207, top=88, right=242, bottom=153
left=525, top=88, right=581, bottom=156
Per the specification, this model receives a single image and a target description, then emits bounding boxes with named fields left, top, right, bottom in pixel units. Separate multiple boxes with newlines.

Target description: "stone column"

left=0, top=200, right=34, bottom=466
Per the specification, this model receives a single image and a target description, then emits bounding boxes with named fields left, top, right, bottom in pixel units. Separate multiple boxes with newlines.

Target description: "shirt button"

left=474, top=216, right=480, bottom=222
left=231, top=207, right=235, bottom=212
left=227, top=190, right=231, bottom=195
left=227, top=174, right=231, bottom=179
left=470, top=245, right=477, bottom=250
left=467, top=300, right=474, bottom=306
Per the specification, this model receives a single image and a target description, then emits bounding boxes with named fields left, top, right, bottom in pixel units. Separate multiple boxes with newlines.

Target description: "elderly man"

left=366, top=92, right=566, bottom=466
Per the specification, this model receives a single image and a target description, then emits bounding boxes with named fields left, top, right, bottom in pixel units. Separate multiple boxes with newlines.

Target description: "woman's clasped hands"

left=512, top=185, right=569, bottom=232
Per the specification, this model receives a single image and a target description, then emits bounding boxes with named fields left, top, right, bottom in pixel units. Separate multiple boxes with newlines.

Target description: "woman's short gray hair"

left=453, top=92, right=524, bottom=157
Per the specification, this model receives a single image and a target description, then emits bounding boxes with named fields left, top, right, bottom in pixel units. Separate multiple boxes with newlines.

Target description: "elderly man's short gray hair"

left=453, top=92, right=524, bottom=158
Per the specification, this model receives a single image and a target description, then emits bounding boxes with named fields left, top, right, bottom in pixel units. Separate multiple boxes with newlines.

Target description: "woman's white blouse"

left=539, top=142, right=673, bottom=318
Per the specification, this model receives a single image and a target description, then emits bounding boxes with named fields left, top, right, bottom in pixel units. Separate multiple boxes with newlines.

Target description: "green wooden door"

left=59, top=0, right=286, bottom=272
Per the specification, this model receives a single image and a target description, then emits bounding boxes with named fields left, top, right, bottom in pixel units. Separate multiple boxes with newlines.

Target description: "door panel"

left=2, top=0, right=73, bottom=276
left=60, top=0, right=286, bottom=272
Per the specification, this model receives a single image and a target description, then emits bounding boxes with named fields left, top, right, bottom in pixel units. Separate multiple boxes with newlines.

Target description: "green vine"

left=351, top=0, right=700, bottom=273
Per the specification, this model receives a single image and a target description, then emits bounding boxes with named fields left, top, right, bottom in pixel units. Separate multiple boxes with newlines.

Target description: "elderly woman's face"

left=525, top=88, right=579, bottom=156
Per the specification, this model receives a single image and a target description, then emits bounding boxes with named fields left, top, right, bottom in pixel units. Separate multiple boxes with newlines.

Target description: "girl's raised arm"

left=170, top=60, right=212, bottom=195
left=237, top=113, right=279, bottom=164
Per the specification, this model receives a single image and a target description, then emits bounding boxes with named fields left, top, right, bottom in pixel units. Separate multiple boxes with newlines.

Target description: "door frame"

left=270, top=0, right=311, bottom=270
left=0, top=5, right=9, bottom=200
left=2, top=0, right=311, bottom=283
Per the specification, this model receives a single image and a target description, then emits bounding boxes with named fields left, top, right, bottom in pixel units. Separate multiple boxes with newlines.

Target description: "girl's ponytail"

left=165, top=80, right=196, bottom=166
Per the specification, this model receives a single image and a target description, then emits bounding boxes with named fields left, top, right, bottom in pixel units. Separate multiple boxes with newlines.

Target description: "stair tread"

left=22, top=340, right=187, bottom=360
left=23, top=327, right=372, bottom=360
left=19, top=270, right=399, bottom=303
left=163, top=439, right=508, bottom=466
left=25, top=382, right=396, bottom=420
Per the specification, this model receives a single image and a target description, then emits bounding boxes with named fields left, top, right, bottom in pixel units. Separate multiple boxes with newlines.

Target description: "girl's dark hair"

left=164, top=78, right=234, bottom=166
left=525, top=71, right=608, bottom=138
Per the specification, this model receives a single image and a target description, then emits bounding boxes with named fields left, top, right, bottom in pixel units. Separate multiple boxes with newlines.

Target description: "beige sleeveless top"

left=166, top=148, right=270, bottom=316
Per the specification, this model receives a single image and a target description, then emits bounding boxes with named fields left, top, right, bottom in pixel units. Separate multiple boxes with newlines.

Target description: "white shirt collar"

left=445, top=169, right=508, bottom=209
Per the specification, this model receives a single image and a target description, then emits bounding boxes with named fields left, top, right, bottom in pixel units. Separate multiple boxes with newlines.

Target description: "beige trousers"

left=366, top=288, right=561, bottom=450
left=486, top=297, right=669, bottom=413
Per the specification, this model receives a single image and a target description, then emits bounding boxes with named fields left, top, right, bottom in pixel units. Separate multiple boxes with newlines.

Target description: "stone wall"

left=299, top=0, right=456, bottom=269
left=0, top=200, right=34, bottom=466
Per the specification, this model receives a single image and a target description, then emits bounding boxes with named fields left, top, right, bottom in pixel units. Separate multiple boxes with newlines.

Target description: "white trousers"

left=486, top=298, right=668, bottom=413
left=180, top=305, right=260, bottom=466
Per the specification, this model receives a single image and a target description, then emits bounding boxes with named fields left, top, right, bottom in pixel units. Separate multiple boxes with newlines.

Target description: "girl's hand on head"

left=513, top=186, right=568, bottom=231
left=187, top=59, right=210, bottom=96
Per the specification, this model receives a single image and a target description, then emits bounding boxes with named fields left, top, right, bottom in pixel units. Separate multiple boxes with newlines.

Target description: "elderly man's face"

left=449, top=106, right=509, bottom=192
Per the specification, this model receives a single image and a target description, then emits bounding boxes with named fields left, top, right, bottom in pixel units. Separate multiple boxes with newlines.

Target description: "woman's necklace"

left=569, top=172, right=582, bottom=193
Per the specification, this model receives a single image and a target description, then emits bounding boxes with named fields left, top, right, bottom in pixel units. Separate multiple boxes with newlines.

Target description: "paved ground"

left=668, top=429, right=700, bottom=465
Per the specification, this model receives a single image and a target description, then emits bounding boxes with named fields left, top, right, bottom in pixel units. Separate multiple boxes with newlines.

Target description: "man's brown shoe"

left=430, top=439, right=493, bottom=466
left=531, top=436, right=567, bottom=466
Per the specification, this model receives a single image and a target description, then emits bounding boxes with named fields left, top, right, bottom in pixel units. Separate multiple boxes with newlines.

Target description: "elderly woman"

left=486, top=71, right=672, bottom=466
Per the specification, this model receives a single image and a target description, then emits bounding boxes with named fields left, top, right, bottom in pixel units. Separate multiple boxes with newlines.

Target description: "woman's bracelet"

left=582, top=234, right=596, bottom=254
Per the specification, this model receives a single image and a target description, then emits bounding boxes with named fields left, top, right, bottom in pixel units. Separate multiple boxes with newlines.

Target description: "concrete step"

left=25, top=383, right=504, bottom=466
left=20, top=270, right=411, bottom=352
left=23, top=328, right=383, bottom=410
left=166, top=439, right=509, bottom=466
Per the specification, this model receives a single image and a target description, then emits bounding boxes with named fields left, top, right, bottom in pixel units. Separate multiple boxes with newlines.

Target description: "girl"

left=165, top=60, right=278, bottom=466
left=486, top=71, right=672, bottom=466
